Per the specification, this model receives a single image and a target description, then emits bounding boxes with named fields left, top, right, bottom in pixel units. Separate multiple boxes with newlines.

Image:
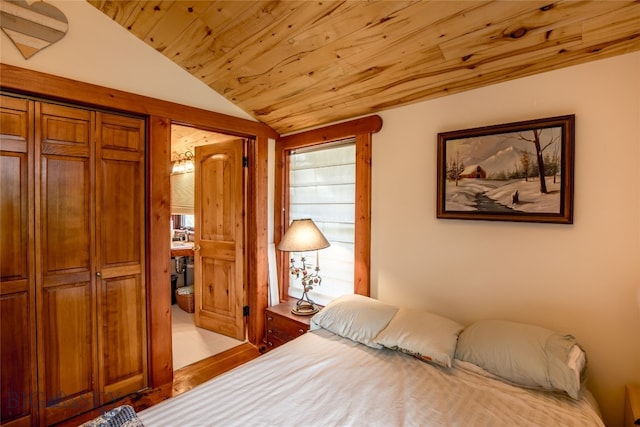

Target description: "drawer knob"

left=298, top=329, right=304, bottom=334
left=267, top=316, right=273, bottom=321
left=268, top=329, right=273, bottom=334
left=267, top=341, right=273, bottom=347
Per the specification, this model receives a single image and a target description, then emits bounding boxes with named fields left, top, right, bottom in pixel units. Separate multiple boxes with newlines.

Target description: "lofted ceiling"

left=89, top=0, right=640, bottom=135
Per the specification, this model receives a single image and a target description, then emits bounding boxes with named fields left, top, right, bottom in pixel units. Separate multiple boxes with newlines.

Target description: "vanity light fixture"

left=171, top=150, right=194, bottom=174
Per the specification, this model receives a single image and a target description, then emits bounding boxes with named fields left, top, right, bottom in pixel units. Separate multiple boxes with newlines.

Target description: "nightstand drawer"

left=266, top=313, right=307, bottom=342
left=264, top=300, right=315, bottom=351
left=264, top=333, right=286, bottom=350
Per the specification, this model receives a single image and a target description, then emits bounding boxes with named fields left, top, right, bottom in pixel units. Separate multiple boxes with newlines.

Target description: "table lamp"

left=277, top=218, right=330, bottom=315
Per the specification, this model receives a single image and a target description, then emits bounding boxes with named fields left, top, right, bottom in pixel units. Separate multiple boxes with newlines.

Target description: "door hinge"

left=242, top=156, right=249, bottom=168
left=243, top=305, right=250, bottom=317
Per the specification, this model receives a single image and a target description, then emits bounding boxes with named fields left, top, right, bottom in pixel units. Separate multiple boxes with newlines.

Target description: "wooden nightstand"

left=626, top=384, right=640, bottom=427
left=265, top=300, right=317, bottom=351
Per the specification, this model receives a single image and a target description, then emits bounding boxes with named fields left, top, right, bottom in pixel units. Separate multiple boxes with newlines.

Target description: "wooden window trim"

left=274, top=116, right=382, bottom=301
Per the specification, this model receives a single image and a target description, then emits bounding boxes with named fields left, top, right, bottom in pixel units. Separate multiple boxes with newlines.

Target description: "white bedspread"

left=139, top=329, right=604, bottom=427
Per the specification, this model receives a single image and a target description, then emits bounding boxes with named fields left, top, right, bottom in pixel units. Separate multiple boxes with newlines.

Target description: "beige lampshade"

left=278, top=219, right=330, bottom=252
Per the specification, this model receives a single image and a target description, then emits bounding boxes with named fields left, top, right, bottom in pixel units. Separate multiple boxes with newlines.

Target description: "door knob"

left=193, top=245, right=201, bottom=251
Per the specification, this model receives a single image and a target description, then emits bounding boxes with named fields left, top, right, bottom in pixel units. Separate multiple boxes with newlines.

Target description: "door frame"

left=0, top=64, right=277, bottom=388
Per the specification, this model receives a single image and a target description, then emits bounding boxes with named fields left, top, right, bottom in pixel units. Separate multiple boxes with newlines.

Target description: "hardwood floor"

left=54, top=343, right=262, bottom=426
left=172, top=342, right=262, bottom=395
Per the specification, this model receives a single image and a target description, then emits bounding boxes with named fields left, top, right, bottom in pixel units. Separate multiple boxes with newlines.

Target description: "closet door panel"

left=0, top=95, right=36, bottom=426
left=39, top=156, right=94, bottom=423
left=41, top=156, right=91, bottom=274
left=0, top=153, right=28, bottom=283
left=0, top=96, right=31, bottom=289
left=100, top=275, right=146, bottom=397
left=99, top=159, right=140, bottom=266
left=40, top=284, right=94, bottom=425
left=36, top=103, right=97, bottom=425
left=39, top=103, right=91, bottom=157
left=100, top=117, right=143, bottom=152
left=95, top=112, right=146, bottom=403
left=0, top=293, right=33, bottom=425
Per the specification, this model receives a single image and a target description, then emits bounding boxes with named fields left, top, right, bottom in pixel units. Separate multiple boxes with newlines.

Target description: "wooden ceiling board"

left=209, top=3, right=466, bottom=113
left=240, top=2, right=616, bottom=112
left=156, top=2, right=245, bottom=63
left=208, top=1, right=558, bottom=101
left=209, top=1, right=463, bottom=97
left=88, top=0, right=640, bottom=134
left=156, top=15, right=211, bottom=61
left=142, top=2, right=213, bottom=53
left=213, top=2, right=445, bottom=99
left=87, top=0, right=137, bottom=23
left=170, top=124, right=237, bottom=160
left=162, top=1, right=262, bottom=63
left=121, top=1, right=175, bottom=40
left=195, top=2, right=357, bottom=86
left=582, top=4, right=640, bottom=44
left=181, top=2, right=300, bottom=74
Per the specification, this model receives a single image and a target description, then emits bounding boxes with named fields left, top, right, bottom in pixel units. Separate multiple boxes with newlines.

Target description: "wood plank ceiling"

left=170, top=123, right=237, bottom=161
left=88, top=1, right=640, bottom=135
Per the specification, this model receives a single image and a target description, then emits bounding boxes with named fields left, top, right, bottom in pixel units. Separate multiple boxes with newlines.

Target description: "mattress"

left=138, top=329, right=604, bottom=426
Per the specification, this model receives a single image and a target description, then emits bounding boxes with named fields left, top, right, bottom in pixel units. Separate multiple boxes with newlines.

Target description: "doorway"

left=170, top=124, right=247, bottom=370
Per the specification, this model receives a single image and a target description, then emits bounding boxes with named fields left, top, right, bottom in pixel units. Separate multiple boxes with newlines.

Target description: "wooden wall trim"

left=278, top=115, right=382, bottom=150
left=0, top=64, right=278, bottom=140
left=246, top=135, right=269, bottom=345
left=354, top=132, right=372, bottom=297
left=147, top=116, right=173, bottom=387
left=1, top=64, right=273, bottom=389
left=272, top=142, right=289, bottom=303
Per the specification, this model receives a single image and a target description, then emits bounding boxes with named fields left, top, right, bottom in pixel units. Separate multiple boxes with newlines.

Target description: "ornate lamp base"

left=291, top=291, right=319, bottom=316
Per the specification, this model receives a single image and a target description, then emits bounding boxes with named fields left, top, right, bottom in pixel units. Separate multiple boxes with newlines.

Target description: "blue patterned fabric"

left=80, top=405, right=144, bottom=427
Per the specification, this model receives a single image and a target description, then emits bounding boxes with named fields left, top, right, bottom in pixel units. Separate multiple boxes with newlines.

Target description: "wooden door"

left=193, top=141, right=245, bottom=340
left=0, top=95, right=37, bottom=426
left=95, top=112, right=147, bottom=402
left=35, top=102, right=97, bottom=425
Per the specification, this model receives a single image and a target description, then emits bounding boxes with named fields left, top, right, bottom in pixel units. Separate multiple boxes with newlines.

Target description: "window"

left=275, top=116, right=382, bottom=303
left=171, top=214, right=194, bottom=230
left=170, top=172, right=194, bottom=215
left=287, top=141, right=355, bottom=304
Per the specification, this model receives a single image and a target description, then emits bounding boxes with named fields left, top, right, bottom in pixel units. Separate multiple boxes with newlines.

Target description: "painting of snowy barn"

left=436, top=115, right=575, bottom=224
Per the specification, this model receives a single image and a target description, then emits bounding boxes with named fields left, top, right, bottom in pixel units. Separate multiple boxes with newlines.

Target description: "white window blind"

left=287, top=140, right=355, bottom=305
left=170, top=172, right=194, bottom=215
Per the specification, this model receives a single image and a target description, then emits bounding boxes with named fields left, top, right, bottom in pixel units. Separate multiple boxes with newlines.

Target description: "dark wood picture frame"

left=437, top=115, right=575, bottom=224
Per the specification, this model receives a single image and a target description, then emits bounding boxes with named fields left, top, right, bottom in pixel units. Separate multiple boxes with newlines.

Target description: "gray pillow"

left=374, top=308, right=464, bottom=368
left=310, top=294, right=398, bottom=348
left=454, top=319, right=586, bottom=399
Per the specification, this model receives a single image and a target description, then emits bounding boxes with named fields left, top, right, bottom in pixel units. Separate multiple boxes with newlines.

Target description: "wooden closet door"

left=35, top=103, right=97, bottom=426
left=0, top=95, right=37, bottom=426
left=95, top=112, right=147, bottom=402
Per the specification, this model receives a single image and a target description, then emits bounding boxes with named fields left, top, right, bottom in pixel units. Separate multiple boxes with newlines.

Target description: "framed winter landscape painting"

left=436, top=115, right=575, bottom=224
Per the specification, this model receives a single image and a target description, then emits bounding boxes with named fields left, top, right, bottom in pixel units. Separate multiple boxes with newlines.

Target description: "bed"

left=136, top=295, right=604, bottom=427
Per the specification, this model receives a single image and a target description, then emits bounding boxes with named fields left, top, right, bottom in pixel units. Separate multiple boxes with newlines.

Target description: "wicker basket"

left=176, top=285, right=194, bottom=313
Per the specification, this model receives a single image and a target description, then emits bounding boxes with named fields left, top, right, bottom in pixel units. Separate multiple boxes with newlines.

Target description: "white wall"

left=0, top=0, right=252, bottom=120
left=3, top=2, right=638, bottom=425
left=371, top=52, right=640, bottom=427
